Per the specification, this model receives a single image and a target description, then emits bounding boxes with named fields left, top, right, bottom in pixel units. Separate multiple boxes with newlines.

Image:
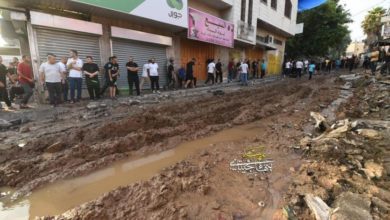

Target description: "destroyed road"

left=1, top=73, right=389, bottom=219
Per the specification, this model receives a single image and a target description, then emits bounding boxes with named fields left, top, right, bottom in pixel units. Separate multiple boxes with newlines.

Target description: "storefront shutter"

left=112, top=38, right=167, bottom=90
left=35, top=28, right=102, bottom=88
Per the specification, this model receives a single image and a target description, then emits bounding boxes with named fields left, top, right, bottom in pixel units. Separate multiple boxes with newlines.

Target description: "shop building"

left=0, top=0, right=300, bottom=99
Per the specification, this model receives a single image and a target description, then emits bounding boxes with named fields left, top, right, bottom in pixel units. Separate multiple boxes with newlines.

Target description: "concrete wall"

left=257, top=0, right=298, bottom=36
left=257, top=29, right=286, bottom=75
left=188, top=0, right=221, bottom=17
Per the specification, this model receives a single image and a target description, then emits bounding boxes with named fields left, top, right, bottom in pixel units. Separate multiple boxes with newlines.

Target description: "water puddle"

left=1, top=123, right=267, bottom=220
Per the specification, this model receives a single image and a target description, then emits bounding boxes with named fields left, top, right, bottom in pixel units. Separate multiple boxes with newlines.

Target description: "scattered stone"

left=310, top=112, right=329, bottom=132
left=200, top=150, right=209, bottom=157
left=19, top=126, right=30, bottom=133
left=357, top=129, right=382, bottom=140
left=304, top=194, right=331, bottom=220
left=86, top=103, right=99, bottom=110
left=45, top=142, right=65, bottom=153
left=0, top=119, right=12, bottom=129
left=129, top=100, right=141, bottom=106
left=332, top=192, right=372, bottom=220
left=299, top=137, right=312, bottom=147
left=363, top=161, right=384, bottom=179
left=372, top=197, right=390, bottom=213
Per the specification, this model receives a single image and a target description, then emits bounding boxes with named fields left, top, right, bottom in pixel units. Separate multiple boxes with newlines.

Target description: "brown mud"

left=0, top=76, right=342, bottom=219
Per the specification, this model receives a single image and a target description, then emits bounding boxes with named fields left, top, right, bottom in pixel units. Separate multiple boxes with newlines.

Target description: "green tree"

left=286, top=0, right=351, bottom=58
left=361, top=7, right=386, bottom=43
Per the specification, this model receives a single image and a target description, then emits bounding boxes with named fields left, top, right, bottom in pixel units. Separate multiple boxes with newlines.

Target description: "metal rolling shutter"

left=35, top=28, right=102, bottom=88
left=112, top=38, right=167, bottom=89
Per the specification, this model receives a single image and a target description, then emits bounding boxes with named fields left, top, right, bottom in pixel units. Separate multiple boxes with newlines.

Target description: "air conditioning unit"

left=266, top=35, right=274, bottom=44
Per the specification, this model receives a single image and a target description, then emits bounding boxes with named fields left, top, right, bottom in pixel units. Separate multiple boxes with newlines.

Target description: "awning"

left=298, top=0, right=326, bottom=11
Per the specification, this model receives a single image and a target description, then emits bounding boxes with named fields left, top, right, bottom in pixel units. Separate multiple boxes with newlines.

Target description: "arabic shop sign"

left=188, top=7, right=234, bottom=48
left=73, top=0, right=188, bottom=28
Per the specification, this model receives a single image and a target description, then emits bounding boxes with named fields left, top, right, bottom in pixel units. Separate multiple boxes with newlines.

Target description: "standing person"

left=108, top=56, right=119, bottom=99
left=0, top=56, right=14, bottom=110
left=39, top=53, right=64, bottom=107
left=240, top=59, right=249, bottom=86
left=140, top=59, right=150, bottom=91
left=100, top=57, right=112, bottom=97
left=205, top=59, right=216, bottom=85
left=67, top=50, right=83, bottom=103
left=284, top=59, right=291, bottom=78
left=215, top=59, right=223, bottom=83
left=167, top=58, right=176, bottom=90
left=308, top=61, right=316, bottom=80
left=304, top=59, right=309, bottom=74
left=17, top=55, right=34, bottom=108
left=252, top=59, right=258, bottom=79
left=227, top=58, right=235, bottom=83
left=185, top=58, right=196, bottom=89
left=177, top=65, right=186, bottom=89
left=148, top=58, right=160, bottom=93
left=296, top=60, right=303, bottom=79
left=348, top=55, right=355, bottom=72
left=58, top=57, right=69, bottom=102
left=83, top=56, right=101, bottom=100
left=126, top=57, right=140, bottom=96
left=325, top=57, right=331, bottom=74
left=370, top=47, right=379, bottom=75
left=260, top=59, right=267, bottom=79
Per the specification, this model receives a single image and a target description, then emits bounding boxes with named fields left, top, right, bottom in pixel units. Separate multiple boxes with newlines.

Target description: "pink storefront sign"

left=188, top=7, right=234, bottom=48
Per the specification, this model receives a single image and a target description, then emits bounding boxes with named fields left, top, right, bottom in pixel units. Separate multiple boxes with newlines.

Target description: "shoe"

left=157, top=90, right=161, bottom=94
left=19, top=104, right=30, bottom=109
left=153, top=90, right=156, bottom=94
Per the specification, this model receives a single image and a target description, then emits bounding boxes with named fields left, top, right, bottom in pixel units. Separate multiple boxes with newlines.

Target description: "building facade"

left=0, top=0, right=300, bottom=97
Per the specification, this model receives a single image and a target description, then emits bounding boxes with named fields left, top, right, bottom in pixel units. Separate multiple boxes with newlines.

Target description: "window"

left=241, top=0, right=246, bottom=21
left=261, top=0, right=267, bottom=4
left=271, top=0, right=277, bottom=9
left=274, top=38, right=283, bottom=45
left=284, top=0, right=292, bottom=18
left=248, top=0, right=253, bottom=25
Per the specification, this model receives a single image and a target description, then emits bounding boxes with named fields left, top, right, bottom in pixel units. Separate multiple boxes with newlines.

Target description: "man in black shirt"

left=167, top=58, right=176, bottom=90
left=126, top=57, right=140, bottom=96
left=215, top=59, right=223, bottom=83
left=83, top=56, right=100, bottom=100
left=185, top=58, right=196, bottom=88
left=108, top=56, right=119, bottom=99
left=0, top=56, right=14, bottom=110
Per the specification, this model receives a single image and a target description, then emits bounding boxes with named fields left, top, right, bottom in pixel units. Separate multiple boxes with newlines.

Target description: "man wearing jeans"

left=67, top=50, right=83, bottom=103
left=17, top=55, right=34, bottom=109
left=240, top=59, right=249, bottom=86
left=59, top=57, right=69, bottom=102
left=39, top=53, right=64, bottom=107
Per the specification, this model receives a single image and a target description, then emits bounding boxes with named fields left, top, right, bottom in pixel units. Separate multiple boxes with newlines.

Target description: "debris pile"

left=285, top=73, right=390, bottom=220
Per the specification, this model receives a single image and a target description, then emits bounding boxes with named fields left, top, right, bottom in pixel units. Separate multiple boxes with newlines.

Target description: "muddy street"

left=0, top=74, right=373, bottom=219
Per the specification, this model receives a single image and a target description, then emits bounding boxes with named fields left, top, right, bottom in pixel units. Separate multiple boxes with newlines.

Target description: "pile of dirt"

left=284, top=73, right=390, bottom=219
left=0, top=79, right=329, bottom=200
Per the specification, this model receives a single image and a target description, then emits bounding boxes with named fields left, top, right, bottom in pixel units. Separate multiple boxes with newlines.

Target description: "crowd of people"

left=0, top=52, right=273, bottom=110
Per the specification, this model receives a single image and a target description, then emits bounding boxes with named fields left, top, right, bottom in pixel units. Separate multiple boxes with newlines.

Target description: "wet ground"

left=0, top=75, right=343, bottom=219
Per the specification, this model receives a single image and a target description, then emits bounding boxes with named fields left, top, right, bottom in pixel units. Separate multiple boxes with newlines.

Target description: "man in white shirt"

left=148, top=58, right=160, bottom=93
left=240, top=59, right=249, bottom=86
left=205, top=59, right=216, bottom=85
left=304, top=59, right=309, bottom=74
left=284, top=60, right=292, bottom=78
left=296, top=60, right=304, bottom=78
left=140, top=59, right=151, bottom=91
left=66, top=49, right=83, bottom=103
left=39, top=53, right=65, bottom=107
left=59, top=57, right=69, bottom=102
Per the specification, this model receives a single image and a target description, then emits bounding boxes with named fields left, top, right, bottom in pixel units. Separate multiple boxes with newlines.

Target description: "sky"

left=339, top=0, right=390, bottom=42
